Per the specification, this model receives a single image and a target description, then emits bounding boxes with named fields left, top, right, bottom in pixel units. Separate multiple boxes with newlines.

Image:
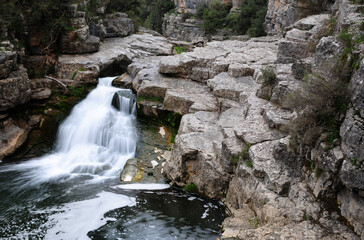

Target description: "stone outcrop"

left=0, top=66, right=31, bottom=112
left=265, top=0, right=335, bottom=36
left=0, top=118, right=30, bottom=159
left=56, top=31, right=173, bottom=82
left=163, top=14, right=205, bottom=42
left=173, top=0, right=240, bottom=13
left=89, top=12, right=135, bottom=40
left=59, top=4, right=100, bottom=54
left=123, top=0, right=364, bottom=238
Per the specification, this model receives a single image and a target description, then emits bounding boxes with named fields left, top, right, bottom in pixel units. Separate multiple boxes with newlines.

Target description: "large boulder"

left=59, top=26, right=100, bottom=54
left=264, top=0, right=333, bottom=36
left=90, top=12, right=134, bottom=39
left=56, top=33, right=172, bottom=80
left=163, top=14, right=204, bottom=42
left=0, top=66, right=31, bottom=111
left=0, top=45, right=17, bottom=79
left=0, top=118, right=30, bottom=159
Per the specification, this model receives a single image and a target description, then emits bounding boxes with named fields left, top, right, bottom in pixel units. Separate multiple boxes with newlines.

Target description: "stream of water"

left=0, top=77, right=226, bottom=239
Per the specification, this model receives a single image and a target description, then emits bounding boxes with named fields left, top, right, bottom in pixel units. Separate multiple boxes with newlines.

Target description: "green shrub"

left=106, top=0, right=142, bottom=15
left=144, top=0, right=175, bottom=33
left=338, top=28, right=354, bottom=56
left=184, top=183, right=197, bottom=192
left=245, top=160, right=253, bottom=168
left=174, top=46, right=185, bottom=54
left=71, top=71, right=77, bottom=80
left=286, top=72, right=349, bottom=153
left=231, top=155, right=240, bottom=163
left=137, top=95, right=163, bottom=103
left=261, top=67, right=277, bottom=85
left=181, top=12, right=194, bottom=21
left=248, top=217, right=260, bottom=228
left=236, top=0, right=268, bottom=36
left=241, top=143, right=251, bottom=160
left=202, top=0, right=231, bottom=34
left=196, top=4, right=208, bottom=20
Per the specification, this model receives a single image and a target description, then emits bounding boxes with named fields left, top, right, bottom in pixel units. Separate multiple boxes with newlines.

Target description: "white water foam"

left=44, top=191, right=136, bottom=240
left=114, top=183, right=171, bottom=190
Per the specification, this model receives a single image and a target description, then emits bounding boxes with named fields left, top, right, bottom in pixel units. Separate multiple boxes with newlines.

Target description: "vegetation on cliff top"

left=195, top=0, right=268, bottom=36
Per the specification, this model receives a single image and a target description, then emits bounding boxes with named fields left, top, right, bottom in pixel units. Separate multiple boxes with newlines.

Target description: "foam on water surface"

left=45, top=191, right=136, bottom=240
left=114, top=183, right=171, bottom=190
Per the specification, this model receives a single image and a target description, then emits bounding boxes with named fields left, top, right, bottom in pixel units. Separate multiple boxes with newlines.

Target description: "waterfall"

left=1, top=77, right=138, bottom=183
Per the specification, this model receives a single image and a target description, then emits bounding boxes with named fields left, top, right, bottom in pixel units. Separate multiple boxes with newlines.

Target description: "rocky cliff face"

left=122, top=0, right=364, bottom=238
left=163, top=14, right=205, bottom=42
left=1, top=0, right=363, bottom=238
left=0, top=0, right=138, bottom=159
left=265, top=0, right=335, bottom=35
left=173, top=0, right=240, bottom=13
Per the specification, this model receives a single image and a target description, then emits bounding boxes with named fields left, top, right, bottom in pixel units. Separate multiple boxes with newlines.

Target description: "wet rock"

left=120, top=158, right=140, bottom=182
left=31, top=88, right=52, bottom=100
left=111, top=90, right=136, bottom=114
left=163, top=111, right=228, bottom=198
left=0, top=119, right=30, bottom=159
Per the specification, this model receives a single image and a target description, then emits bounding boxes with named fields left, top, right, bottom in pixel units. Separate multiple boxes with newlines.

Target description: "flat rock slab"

left=56, top=34, right=172, bottom=79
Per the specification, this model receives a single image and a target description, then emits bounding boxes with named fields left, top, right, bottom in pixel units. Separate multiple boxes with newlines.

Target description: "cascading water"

left=0, top=77, right=137, bottom=183
left=0, top=77, right=226, bottom=240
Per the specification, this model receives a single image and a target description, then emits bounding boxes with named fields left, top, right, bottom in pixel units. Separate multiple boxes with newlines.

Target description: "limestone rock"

left=314, top=36, right=343, bottom=69
left=0, top=66, right=31, bottom=111
left=31, top=88, right=52, bottom=100
left=340, top=109, right=364, bottom=177
left=293, top=14, right=331, bottom=31
left=92, top=12, right=134, bottom=39
left=277, top=39, right=307, bottom=63
left=163, top=130, right=227, bottom=198
left=56, top=34, right=172, bottom=80
left=163, top=13, right=204, bottom=42
left=0, top=49, right=17, bottom=79
left=0, top=119, right=30, bottom=159
left=264, top=0, right=332, bottom=36
left=120, top=158, right=139, bottom=182
left=207, top=73, right=257, bottom=101
left=234, top=95, right=285, bottom=145
left=350, top=59, right=364, bottom=117
left=59, top=26, right=100, bottom=54
left=338, top=188, right=364, bottom=238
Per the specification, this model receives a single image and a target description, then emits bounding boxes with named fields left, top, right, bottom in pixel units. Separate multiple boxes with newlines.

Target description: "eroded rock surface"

left=56, top=32, right=173, bottom=82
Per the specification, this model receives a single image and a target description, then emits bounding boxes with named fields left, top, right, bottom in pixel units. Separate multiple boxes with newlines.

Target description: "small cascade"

left=111, top=89, right=137, bottom=115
